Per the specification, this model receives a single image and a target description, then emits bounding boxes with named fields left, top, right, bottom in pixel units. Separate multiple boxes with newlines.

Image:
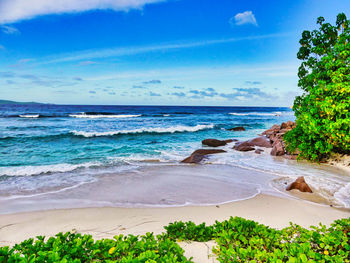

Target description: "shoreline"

left=1, top=194, right=349, bottom=248
left=1, top=161, right=349, bottom=215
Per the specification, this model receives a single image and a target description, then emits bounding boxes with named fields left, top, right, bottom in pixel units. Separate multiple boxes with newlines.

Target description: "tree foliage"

left=284, top=13, right=350, bottom=161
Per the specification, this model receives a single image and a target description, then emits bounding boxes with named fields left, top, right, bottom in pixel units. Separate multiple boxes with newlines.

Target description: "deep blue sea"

left=0, top=104, right=349, bottom=213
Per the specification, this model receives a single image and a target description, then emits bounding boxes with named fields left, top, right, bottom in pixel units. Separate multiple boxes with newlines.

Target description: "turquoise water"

left=0, top=104, right=349, bottom=212
left=0, top=105, right=291, bottom=172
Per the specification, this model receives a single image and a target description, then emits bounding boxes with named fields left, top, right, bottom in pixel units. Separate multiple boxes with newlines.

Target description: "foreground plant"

left=0, top=232, right=191, bottom=263
left=1, top=217, right=349, bottom=262
left=165, top=217, right=350, bottom=262
left=284, top=13, right=350, bottom=161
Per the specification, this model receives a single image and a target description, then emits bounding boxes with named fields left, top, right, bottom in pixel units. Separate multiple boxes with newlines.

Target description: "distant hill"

left=0, top=100, right=42, bottom=105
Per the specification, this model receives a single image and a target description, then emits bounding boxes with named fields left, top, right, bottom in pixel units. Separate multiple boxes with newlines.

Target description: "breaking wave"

left=72, top=124, right=215, bottom=137
left=229, top=112, right=282, bottom=116
left=69, top=113, right=141, bottom=118
left=19, top=114, right=40, bottom=118
left=0, top=162, right=100, bottom=177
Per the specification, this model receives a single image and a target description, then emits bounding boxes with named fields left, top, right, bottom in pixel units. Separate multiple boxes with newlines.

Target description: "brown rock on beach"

left=181, top=149, right=226, bottom=164
left=260, top=121, right=297, bottom=157
left=248, top=136, right=273, bottom=148
left=286, top=176, right=313, bottom=193
left=235, top=145, right=255, bottom=152
left=261, top=124, right=281, bottom=137
left=281, top=121, right=295, bottom=130
left=271, top=140, right=285, bottom=156
left=234, top=136, right=272, bottom=151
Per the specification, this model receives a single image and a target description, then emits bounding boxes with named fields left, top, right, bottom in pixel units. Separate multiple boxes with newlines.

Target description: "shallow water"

left=0, top=104, right=349, bottom=213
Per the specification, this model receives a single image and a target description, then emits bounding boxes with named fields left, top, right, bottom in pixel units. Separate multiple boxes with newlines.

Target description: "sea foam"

left=335, top=183, right=350, bottom=207
left=69, top=113, right=141, bottom=118
left=19, top=114, right=40, bottom=118
left=229, top=112, right=282, bottom=116
left=72, top=124, right=214, bottom=137
left=0, top=162, right=99, bottom=177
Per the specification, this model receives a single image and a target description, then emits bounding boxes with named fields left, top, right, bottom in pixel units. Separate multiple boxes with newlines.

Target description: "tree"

left=284, top=13, right=350, bottom=161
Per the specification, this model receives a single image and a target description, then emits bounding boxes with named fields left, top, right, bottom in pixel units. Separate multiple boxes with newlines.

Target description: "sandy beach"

left=1, top=194, right=349, bottom=262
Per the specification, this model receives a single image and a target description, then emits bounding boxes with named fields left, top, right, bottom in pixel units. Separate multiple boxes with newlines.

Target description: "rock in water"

left=286, top=177, right=313, bottom=193
left=234, top=144, right=255, bottom=152
left=202, top=139, right=227, bottom=147
left=229, top=126, right=245, bottom=131
left=248, top=137, right=272, bottom=148
left=262, top=124, right=281, bottom=136
left=271, top=140, right=285, bottom=156
left=233, top=136, right=272, bottom=152
left=255, top=149, right=264, bottom=154
left=181, top=149, right=226, bottom=164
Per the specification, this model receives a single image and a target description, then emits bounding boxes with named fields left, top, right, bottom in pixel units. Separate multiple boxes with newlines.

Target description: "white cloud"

left=230, top=11, right=258, bottom=26
left=35, top=33, right=289, bottom=65
left=1, top=25, right=20, bottom=34
left=0, top=0, right=165, bottom=24
left=18, top=58, right=33, bottom=64
left=79, top=61, right=97, bottom=66
left=83, top=63, right=298, bottom=82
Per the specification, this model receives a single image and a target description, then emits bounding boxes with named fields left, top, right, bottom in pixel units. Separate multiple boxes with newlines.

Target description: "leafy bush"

left=284, top=13, right=350, bottom=161
left=165, top=217, right=350, bottom=263
left=0, top=232, right=191, bottom=263
left=1, top=217, right=349, bottom=262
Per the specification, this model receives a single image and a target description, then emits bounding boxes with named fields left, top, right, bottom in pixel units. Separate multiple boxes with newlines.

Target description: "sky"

left=0, top=0, right=349, bottom=106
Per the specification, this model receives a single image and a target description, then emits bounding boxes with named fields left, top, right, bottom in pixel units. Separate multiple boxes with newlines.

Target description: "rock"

left=248, top=136, right=272, bottom=148
left=287, top=120, right=296, bottom=128
left=201, top=139, right=235, bottom=147
left=202, top=139, right=227, bottom=147
left=235, top=145, right=255, bottom=152
left=269, top=133, right=284, bottom=143
left=233, top=136, right=272, bottom=152
left=279, top=128, right=291, bottom=134
left=262, top=124, right=281, bottom=137
left=281, top=121, right=295, bottom=130
left=229, top=126, right=245, bottom=131
left=286, top=176, right=313, bottom=193
left=280, top=122, right=288, bottom=129
left=181, top=149, right=226, bottom=163
left=262, top=122, right=296, bottom=157
left=271, top=140, right=285, bottom=156
left=233, top=142, right=246, bottom=151
left=189, top=149, right=226, bottom=156
left=255, top=149, right=264, bottom=154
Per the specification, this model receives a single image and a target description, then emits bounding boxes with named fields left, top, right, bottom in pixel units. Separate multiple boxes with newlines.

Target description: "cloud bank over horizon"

left=0, top=0, right=165, bottom=24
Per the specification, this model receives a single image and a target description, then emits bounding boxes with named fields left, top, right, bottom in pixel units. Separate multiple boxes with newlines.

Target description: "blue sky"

left=0, top=0, right=349, bottom=106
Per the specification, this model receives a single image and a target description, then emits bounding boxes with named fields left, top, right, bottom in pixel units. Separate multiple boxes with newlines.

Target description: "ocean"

left=0, top=104, right=349, bottom=213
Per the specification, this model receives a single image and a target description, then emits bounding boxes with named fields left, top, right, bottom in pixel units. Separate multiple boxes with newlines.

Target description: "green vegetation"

left=0, top=232, right=190, bottom=263
left=1, top=217, right=349, bottom=262
left=284, top=13, right=350, bottom=161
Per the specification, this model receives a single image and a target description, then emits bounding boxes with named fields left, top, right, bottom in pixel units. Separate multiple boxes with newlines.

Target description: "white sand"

left=0, top=194, right=349, bottom=262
